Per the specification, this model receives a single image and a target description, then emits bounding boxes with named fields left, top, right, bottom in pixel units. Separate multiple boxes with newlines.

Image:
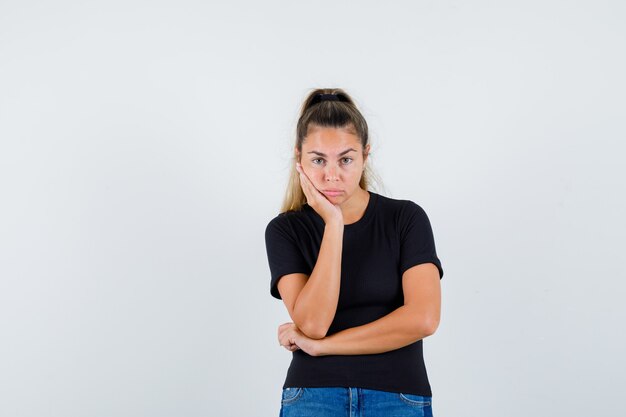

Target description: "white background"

left=1, top=1, right=625, bottom=416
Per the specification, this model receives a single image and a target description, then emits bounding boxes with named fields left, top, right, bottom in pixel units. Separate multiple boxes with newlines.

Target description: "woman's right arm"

left=277, top=163, right=344, bottom=340
left=277, top=220, right=343, bottom=340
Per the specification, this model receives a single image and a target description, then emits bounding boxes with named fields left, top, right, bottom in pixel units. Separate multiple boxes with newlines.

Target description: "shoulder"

left=373, top=192, right=427, bottom=219
left=265, top=208, right=312, bottom=242
left=265, top=211, right=294, bottom=237
left=371, top=193, right=434, bottom=240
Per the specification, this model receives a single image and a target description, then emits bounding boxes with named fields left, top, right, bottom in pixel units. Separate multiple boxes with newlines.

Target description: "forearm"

left=316, top=305, right=436, bottom=355
left=292, top=221, right=344, bottom=338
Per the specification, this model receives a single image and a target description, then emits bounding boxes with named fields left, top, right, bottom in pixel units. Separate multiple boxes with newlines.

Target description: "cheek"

left=345, top=165, right=363, bottom=179
left=311, top=173, right=326, bottom=187
left=302, top=166, right=323, bottom=184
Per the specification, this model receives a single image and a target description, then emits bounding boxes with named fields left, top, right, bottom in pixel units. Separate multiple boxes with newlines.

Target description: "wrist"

left=314, top=336, right=332, bottom=356
left=324, top=220, right=344, bottom=230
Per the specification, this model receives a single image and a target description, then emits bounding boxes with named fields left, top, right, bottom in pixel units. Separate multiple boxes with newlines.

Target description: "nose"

left=325, top=165, right=339, bottom=182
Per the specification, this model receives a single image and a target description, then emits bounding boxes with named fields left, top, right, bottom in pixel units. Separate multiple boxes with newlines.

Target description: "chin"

left=331, top=195, right=352, bottom=206
left=321, top=194, right=343, bottom=204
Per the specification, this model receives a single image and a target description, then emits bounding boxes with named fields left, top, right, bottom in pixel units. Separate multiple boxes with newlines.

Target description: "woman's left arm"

left=278, top=262, right=441, bottom=356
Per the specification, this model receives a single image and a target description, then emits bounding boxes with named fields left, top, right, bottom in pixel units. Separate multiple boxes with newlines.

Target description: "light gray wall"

left=1, top=1, right=624, bottom=416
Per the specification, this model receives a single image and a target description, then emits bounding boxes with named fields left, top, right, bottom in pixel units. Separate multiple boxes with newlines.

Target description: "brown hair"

left=280, top=88, right=373, bottom=213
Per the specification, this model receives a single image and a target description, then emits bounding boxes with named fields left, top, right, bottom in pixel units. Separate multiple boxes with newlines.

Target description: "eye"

left=312, top=158, right=325, bottom=165
left=341, top=157, right=353, bottom=165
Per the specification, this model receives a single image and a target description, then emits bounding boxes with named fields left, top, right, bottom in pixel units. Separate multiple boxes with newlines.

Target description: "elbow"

left=298, top=321, right=329, bottom=340
left=406, top=306, right=440, bottom=338
left=292, top=309, right=331, bottom=339
left=421, top=315, right=440, bottom=337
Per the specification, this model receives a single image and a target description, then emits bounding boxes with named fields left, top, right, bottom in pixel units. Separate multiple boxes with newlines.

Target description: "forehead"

left=302, top=126, right=362, bottom=153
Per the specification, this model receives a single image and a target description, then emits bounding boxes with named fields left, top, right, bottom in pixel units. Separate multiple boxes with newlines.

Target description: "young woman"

left=264, top=88, right=444, bottom=417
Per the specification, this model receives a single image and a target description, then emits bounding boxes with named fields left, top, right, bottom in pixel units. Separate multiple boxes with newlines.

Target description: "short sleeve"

left=264, top=216, right=311, bottom=299
left=398, top=201, right=444, bottom=279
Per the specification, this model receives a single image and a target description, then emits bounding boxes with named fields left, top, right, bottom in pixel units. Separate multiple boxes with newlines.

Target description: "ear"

left=363, top=144, right=370, bottom=162
left=294, top=147, right=301, bottom=162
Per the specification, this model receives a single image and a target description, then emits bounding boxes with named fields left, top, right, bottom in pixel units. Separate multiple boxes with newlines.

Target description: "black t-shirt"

left=264, top=191, right=444, bottom=396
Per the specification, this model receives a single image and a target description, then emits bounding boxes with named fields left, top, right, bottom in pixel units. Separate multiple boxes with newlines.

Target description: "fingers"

left=277, top=322, right=303, bottom=352
left=279, top=333, right=299, bottom=351
left=296, top=163, right=320, bottom=198
left=277, top=322, right=297, bottom=346
left=296, top=163, right=326, bottom=207
left=295, top=163, right=314, bottom=201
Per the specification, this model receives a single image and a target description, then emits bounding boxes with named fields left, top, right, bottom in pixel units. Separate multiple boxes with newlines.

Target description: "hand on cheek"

left=296, top=161, right=343, bottom=225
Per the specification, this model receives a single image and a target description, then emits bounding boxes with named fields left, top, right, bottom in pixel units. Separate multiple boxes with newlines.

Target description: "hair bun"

left=309, top=93, right=349, bottom=106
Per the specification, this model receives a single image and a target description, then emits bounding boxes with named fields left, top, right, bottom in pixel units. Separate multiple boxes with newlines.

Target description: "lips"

left=322, top=189, right=343, bottom=197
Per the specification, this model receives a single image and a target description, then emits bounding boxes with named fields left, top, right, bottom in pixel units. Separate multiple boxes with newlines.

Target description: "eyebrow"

left=307, top=148, right=358, bottom=157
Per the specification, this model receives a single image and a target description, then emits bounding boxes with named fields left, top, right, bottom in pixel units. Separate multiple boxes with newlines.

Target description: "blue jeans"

left=280, top=387, right=433, bottom=417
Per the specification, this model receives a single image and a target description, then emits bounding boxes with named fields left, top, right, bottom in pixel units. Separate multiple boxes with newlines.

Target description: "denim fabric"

left=280, top=387, right=433, bottom=417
